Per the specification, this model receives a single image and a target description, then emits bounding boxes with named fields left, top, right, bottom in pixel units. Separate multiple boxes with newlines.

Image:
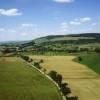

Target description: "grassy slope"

left=0, top=57, right=62, bottom=100
left=75, top=53, right=100, bottom=74
left=34, top=33, right=100, bottom=44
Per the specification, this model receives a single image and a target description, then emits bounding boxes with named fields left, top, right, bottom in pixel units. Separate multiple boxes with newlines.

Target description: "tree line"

left=48, top=71, right=78, bottom=100
left=20, top=55, right=78, bottom=100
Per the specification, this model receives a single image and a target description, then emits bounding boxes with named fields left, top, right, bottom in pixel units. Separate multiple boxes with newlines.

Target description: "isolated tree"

left=23, top=56, right=29, bottom=61
left=48, top=71, right=57, bottom=82
left=60, top=83, right=71, bottom=96
left=2, top=48, right=10, bottom=54
left=29, top=58, right=33, bottom=63
left=56, top=74, right=62, bottom=86
left=39, top=59, right=44, bottom=63
left=34, top=62, right=42, bottom=69
left=34, top=62, right=39, bottom=66
left=95, top=48, right=100, bottom=53
left=78, top=56, right=82, bottom=61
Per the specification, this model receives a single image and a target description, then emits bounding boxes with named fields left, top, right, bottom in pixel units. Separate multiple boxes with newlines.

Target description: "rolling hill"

left=26, top=33, right=100, bottom=55
left=0, top=33, right=100, bottom=55
left=33, top=33, right=100, bottom=44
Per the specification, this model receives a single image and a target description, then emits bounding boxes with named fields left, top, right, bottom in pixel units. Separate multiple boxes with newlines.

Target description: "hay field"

left=0, top=57, right=62, bottom=100
left=31, top=56, right=100, bottom=100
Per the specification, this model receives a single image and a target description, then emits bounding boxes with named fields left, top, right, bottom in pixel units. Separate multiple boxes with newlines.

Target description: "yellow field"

left=31, top=56, right=100, bottom=100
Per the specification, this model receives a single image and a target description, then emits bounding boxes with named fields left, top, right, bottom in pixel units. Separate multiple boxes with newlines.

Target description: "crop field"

left=0, top=57, right=62, bottom=100
left=31, top=56, right=100, bottom=100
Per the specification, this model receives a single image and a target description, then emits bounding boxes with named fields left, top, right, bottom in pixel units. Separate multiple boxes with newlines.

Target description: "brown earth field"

left=30, top=56, right=100, bottom=100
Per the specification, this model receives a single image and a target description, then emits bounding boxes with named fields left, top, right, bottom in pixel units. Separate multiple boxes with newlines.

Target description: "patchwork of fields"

left=0, top=57, right=62, bottom=100
left=31, top=56, right=100, bottom=100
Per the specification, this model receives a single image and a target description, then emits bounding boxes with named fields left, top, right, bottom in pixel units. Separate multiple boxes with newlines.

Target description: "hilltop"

left=33, top=33, right=100, bottom=44
left=0, top=33, right=100, bottom=56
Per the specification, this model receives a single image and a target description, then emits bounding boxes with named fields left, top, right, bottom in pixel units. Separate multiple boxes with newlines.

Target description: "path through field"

left=31, top=56, right=100, bottom=100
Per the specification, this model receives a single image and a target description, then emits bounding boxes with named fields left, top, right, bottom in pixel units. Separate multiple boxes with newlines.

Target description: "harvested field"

left=31, top=56, right=100, bottom=100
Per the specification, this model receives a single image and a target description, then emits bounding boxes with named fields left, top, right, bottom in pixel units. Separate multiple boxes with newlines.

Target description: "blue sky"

left=0, top=0, right=100, bottom=41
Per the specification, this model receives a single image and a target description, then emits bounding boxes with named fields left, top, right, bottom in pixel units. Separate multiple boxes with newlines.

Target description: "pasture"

left=31, top=56, right=100, bottom=100
left=75, top=53, right=100, bottom=74
left=0, top=57, right=62, bottom=100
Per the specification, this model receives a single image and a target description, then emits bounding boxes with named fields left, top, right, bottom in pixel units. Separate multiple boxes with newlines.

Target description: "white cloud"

left=0, top=8, right=22, bottom=16
left=91, top=23, right=97, bottom=26
left=69, top=21, right=81, bottom=25
left=0, top=28, right=5, bottom=32
left=21, top=32, right=28, bottom=36
left=80, top=17, right=91, bottom=23
left=69, top=17, right=91, bottom=26
left=61, top=22, right=68, bottom=28
left=0, top=28, right=16, bottom=33
left=59, top=22, right=70, bottom=33
left=21, top=24, right=36, bottom=27
left=59, top=17, right=92, bottom=34
left=7, top=29, right=16, bottom=33
left=53, top=0, right=74, bottom=3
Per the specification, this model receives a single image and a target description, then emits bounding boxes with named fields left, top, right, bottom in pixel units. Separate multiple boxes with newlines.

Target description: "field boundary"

left=21, top=59, right=65, bottom=100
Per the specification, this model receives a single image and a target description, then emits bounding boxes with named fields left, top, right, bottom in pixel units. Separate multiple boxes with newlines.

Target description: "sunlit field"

left=0, top=57, right=62, bottom=100
left=31, top=56, right=100, bottom=100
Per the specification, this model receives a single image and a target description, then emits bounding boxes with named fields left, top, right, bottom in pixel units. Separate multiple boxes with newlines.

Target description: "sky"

left=0, top=0, right=100, bottom=41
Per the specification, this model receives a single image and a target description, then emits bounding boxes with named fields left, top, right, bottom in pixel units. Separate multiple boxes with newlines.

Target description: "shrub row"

left=48, top=71, right=78, bottom=100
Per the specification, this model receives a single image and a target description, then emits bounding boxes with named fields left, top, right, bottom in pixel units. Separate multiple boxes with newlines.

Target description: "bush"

left=2, top=48, right=11, bottom=54
left=95, top=48, right=100, bottom=53
left=66, top=96, right=78, bottom=100
left=29, top=58, right=33, bottom=63
left=21, top=55, right=29, bottom=62
left=48, top=71, right=57, bottom=82
left=39, top=59, right=44, bottom=63
left=56, top=74, right=62, bottom=86
left=60, top=83, right=71, bottom=96
left=78, top=56, right=82, bottom=61
left=34, top=62, right=42, bottom=69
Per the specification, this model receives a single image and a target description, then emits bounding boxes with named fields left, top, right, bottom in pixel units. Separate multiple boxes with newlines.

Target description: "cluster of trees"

left=95, top=48, right=100, bottom=53
left=29, top=46, right=100, bottom=55
left=41, top=38, right=100, bottom=45
left=20, top=55, right=33, bottom=62
left=34, top=59, right=44, bottom=69
left=78, top=56, right=82, bottom=62
left=48, top=71, right=78, bottom=100
left=34, top=62, right=42, bottom=69
left=1, top=42, right=100, bottom=56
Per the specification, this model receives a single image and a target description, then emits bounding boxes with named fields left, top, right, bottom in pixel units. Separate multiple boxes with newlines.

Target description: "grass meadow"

left=0, top=57, right=62, bottom=100
left=75, top=53, right=100, bottom=74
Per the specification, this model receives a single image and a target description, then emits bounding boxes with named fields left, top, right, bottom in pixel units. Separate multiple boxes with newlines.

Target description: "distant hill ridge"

left=33, top=33, right=100, bottom=44
left=1, top=33, right=100, bottom=47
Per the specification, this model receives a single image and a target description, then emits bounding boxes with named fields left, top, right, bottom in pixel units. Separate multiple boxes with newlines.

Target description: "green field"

left=75, top=53, right=100, bottom=74
left=0, top=57, right=62, bottom=100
